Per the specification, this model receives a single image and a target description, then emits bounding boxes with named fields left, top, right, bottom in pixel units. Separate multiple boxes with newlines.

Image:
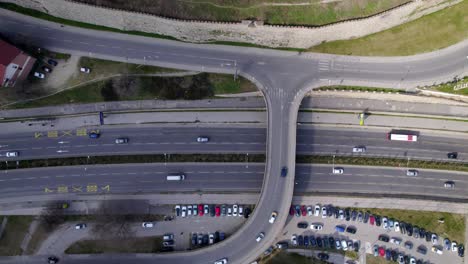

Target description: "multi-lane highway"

left=0, top=8, right=467, bottom=264
left=0, top=163, right=466, bottom=200
left=0, top=126, right=465, bottom=162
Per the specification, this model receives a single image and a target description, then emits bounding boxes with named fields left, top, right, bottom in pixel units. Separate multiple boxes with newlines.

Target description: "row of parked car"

left=191, top=231, right=226, bottom=247
left=286, top=233, right=360, bottom=253
left=373, top=243, right=431, bottom=264
left=174, top=204, right=251, bottom=218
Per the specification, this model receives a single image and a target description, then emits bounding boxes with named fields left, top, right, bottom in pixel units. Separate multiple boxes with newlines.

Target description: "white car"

left=314, top=205, right=320, bottom=216
left=341, top=240, right=348, bottom=251
left=204, top=204, right=209, bottom=215
left=227, top=206, right=232, bottom=216
left=307, top=206, right=313, bottom=216
left=175, top=205, right=181, bottom=216
left=310, top=223, right=323, bottom=230
left=394, top=221, right=400, bottom=232
left=390, top=238, right=401, bottom=245
left=321, top=207, right=327, bottom=218
left=192, top=204, right=198, bottom=216
left=75, top=223, right=87, bottom=230
left=209, top=233, right=215, bottom=244
left=382, top=217, right=388, bottom=229
left=238, top=206, right=244, bottom=217
left=6, top=151, right=19, bottom=157
left=444, top=181, right=455, bottom=188
left=332, top=168, right=344, bottom=174
left=34, top=72, right=45, bottom=79
left=432, top=246, right=443, bottom=255
left=80, top=67, right=91, bottom=73
left=233, top=204, right=238, bottom=216
left=115, top=138, right=128, bottom=144
left=410, top=257, right=416, bottom=264
left=431, top=234, right=438, bottom=245
left=352, top=146, right=366, bottom=153
left=142, top=222, right=154, bottom=228
left=452, top=242, right=458, bottom=252
left=181, top=206, right=187, bottom=218
left=197, top=137, right=209, bottom=143
left=214, top=258, right=228, bottom=264
left=291, top=235, right=297, bottom=246
left=339, top=209, right=344, bottom=220
left=269, top=211, right=277, bottom=224
left=256, top=232, right=265, bottom=242
left=187, top=205, right=192, bottom=216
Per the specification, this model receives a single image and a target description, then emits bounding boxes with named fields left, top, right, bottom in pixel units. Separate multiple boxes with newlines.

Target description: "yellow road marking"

left=62, top=130, right=73, bottom=137
left=44, top=187, right=54, bottom=193
left=34, top=132, right=42, bottom=139
left=87, top=184, right=98, bottom=193
left=101, top=185, right=110, bottom=192
left=57, top=186, right=68, bottom=193
left=47, top=131, right=58, bottom=138
left=76, top=128, right=87, bottom=136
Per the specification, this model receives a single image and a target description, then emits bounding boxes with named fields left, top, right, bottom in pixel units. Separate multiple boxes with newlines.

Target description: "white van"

left=166, top=174, right=185, bottom=181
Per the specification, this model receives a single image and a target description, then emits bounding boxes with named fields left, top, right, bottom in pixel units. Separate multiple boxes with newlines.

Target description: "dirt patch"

left=45, top=55, right=79, bottom=90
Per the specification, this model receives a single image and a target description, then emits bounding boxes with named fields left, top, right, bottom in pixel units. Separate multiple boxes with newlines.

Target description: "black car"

left=160, top=247, right=174, bottom=252
left=400, top=222, right=406, bottom=234
left=323, top=236, right=330, bottom=248
left=357, top=211, right=363, bottom=222
left=329, top=237, right=335, bottom=248
left=197, top=234, right=203, bottom=244
left=413, top=227, right=420, bottom=238
left=346, top=226, right=357, bottom=234
left=345, top=209, right=351, bottom=221
left=385, top=249, right=391, bottom=260
left=316, top=237, right=323, bottom=248
left=202, top=235, right=209, bottom=245
left=298, top=235, right=304, bottom=246
left=303, top=235, right=309, bottom=247
left=425, top=232, right=431, bottom=242
left=219, top=232, right=225, bottom=241
left=391, top=250, right=398, bottom=261
left=310, top=236, right=317, bottom=247
left=406, top=224, right=413, bottom=236
left=363, top=212, right=369, bottom=223
left=210, top=205, right=216, bottom=217
left=295, top=205, right=301, bottom=217
left=281, top=166, right=288, bottom=177
left=404, top=255, right=410, bottom=264
left=416, top=260, right=423, bottom=264
left=375, top=215, right=381, bottom=226
left=354, top=241, right=360, bottom=252
left=244, top=207, right=251, bottom=218
left=276, top=242, right=288, bottom=249
left=447, top=152, right=458, bottom=159
left=417, top=245, right=427, bottom=255
left=419, top=228, right=426, bottom=239
left=214, top=231, right=220, bottom=242
left=334, top=207, right=340, bottom=219
left=378, top=234, right=389, bottom=242
left=459, top=244, right=465, bottom=257
left=48, top=59, right=58, bottom=66
left=297, top=222, right=308, bottom=229
left=351, top=210, right=357, bottom=221
left=192, top=233, right=197, bottom=245
left=327, top=205, right=334, bottom=217
left=48, top=256, right=59, bottom=264
left=318, top=253, right=329, bottom=261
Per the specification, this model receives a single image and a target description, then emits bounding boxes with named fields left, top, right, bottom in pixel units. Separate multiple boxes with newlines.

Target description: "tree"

left=92, top=200, right=135, bottom=239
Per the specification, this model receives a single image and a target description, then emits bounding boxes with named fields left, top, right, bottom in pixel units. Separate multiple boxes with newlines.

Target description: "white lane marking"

left=79, top=42, right=89, bottom=45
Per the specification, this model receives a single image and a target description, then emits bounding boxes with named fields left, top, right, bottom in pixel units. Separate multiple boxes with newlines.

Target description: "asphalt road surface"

left=0, top=163, right=466, bottom=201
left=0, top=126, right=465, bottom=162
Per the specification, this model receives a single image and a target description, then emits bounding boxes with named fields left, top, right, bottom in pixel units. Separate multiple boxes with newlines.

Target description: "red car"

left=369, top=215, right=375, bottom=225
left=198, top=204, right=204, bottom=216
left=379, top=247, right=385, bottom=257
left=289, top=205, right=295, bottom=216
left=301, top=205, right=307, bottom=216
left=215, top=206, right=221, bottom=217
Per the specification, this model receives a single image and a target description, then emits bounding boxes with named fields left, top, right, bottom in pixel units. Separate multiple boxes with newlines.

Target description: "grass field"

left=308, top=0, right=468, bottom=55
left=350, top=208, right=465, bottom=243
left=65, top=236, right=163, bottom=254
left=265, top=251, right=325, bottom=264
left=367, top=255, right=397, bottom=264
left=434, top=76, right=468, bottom=95
left=73, top=0, right=409, bottom=26
left=0, top=216, right=33, bottom=256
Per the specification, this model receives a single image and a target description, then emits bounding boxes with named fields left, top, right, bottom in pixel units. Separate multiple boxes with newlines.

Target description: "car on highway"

left=447, top=152, right=458, bottom=159
left=115, top=138, right=129, bottom=144
left=269, top=211, right=277, bottom=224
left=75, top=223, right=87, bottom=230
left=281, top=166, right=288, bottom=177
left=48, top=256, right=59, bottom=264
left=256, top=232, right=265, bottom=242
left=88, top=131, right=100, bottom=139
left=197, top=137, right=209, bottom=143
left=214, top=258, right=228, bottom=264
left=6, top=151, right=19, bottom=157
left=310, top=223, right=323, bottom=230
left=406, top=169, right=418, bottom=176
left=332, top=167, right=344, bottom=174
left=34, top=72, right=45, bottom=79
left=444, top=181, right=455, bottom=188
left=141, top=222, right=154, bottom=228
left=314, top=205, right=320, bottom=217
left=80, top=67, right=91, bottom=73
left=378, top=234, right=389, bottom=242
left=291, top=235, right=297, bottom=246
left=352, top=146, right=366, bottom=153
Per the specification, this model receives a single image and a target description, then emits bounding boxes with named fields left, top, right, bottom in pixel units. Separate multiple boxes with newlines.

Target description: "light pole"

left=332, top=155, right=335, bottom=172
left=246, top=153, right=249, bottom=168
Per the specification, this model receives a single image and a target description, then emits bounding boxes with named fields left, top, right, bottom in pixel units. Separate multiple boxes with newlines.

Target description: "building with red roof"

left=0, top=39, right=36, bottom=87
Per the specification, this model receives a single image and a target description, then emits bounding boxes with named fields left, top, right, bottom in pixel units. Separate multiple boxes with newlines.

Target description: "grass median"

left=0, top=216, right=33, bottom=256
left=65, top=236, right=163, bottom=254
left=308, top=0, right=468, bottom=56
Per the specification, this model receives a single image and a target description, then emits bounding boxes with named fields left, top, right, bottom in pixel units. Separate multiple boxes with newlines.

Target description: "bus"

left=387, top=132, right=418, bottom=142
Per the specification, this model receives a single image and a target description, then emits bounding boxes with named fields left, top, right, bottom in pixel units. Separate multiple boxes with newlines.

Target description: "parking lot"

left=276, top=204, right=463, bottom=264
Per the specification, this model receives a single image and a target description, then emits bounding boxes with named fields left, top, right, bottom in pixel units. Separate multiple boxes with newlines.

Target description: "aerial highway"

left=0, top=8, right=467, bottom=264
left=0, top=163, right=466, bottom=201
left=0, top=126, right=465, bottom=162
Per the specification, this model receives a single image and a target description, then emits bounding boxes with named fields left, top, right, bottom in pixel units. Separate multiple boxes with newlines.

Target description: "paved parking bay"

left=277, top=206, right=463, bottom=264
